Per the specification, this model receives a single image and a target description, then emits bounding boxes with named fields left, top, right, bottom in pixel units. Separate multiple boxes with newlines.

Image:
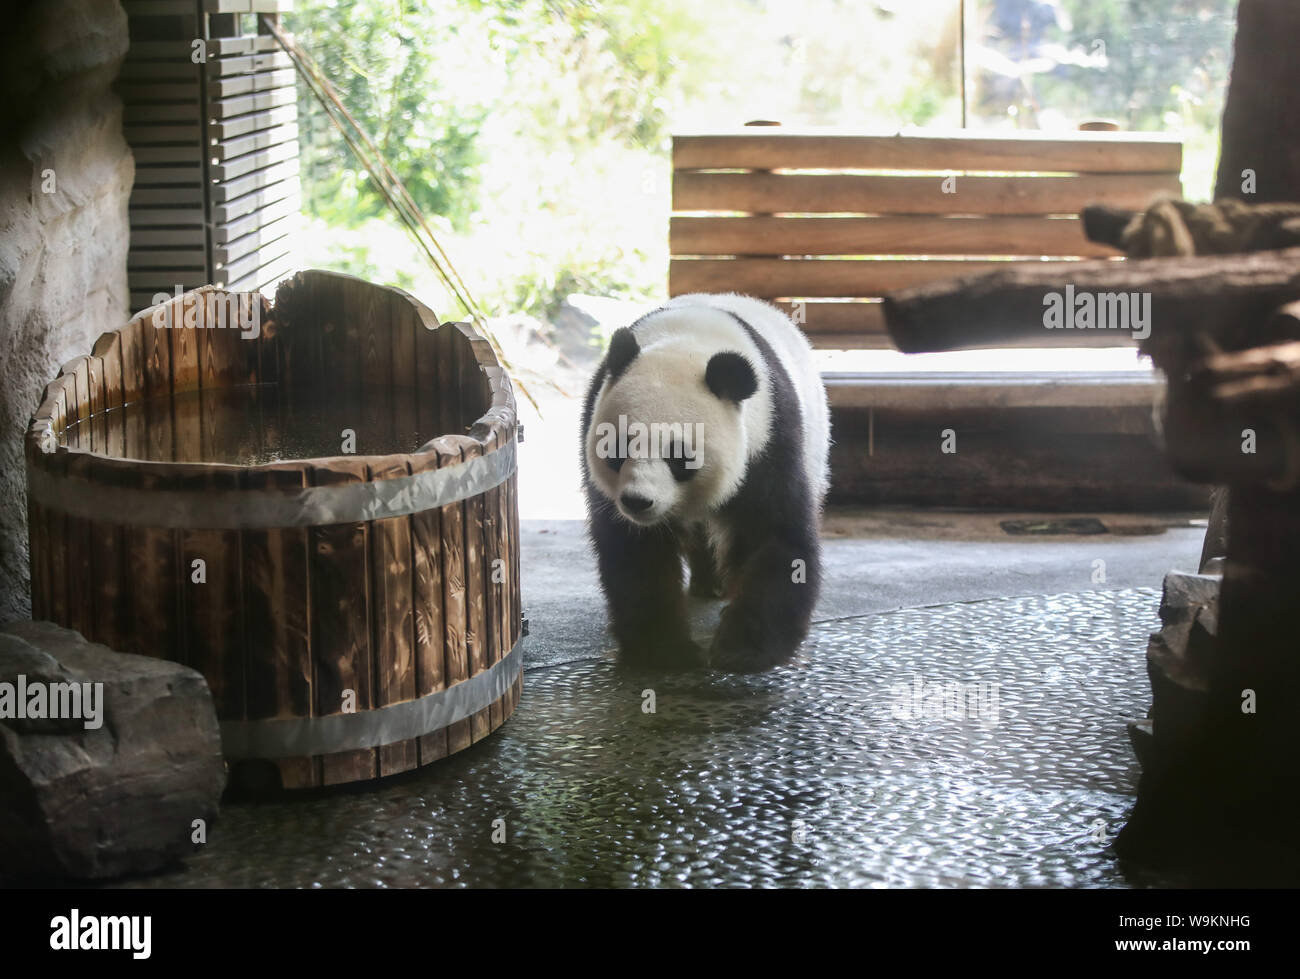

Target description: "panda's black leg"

left=588, top=498, right=703, bottom=671
left=709, top=530, right=820, bottom=673
left=686, top=524, right=725, bottom=598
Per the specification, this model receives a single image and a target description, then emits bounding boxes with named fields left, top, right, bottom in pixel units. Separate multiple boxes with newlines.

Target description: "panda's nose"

left=620, top=492, right=653, bottom=514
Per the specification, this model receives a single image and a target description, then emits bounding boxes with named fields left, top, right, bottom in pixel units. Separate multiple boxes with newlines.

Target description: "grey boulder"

left=0, top=621, right=225, bottom=880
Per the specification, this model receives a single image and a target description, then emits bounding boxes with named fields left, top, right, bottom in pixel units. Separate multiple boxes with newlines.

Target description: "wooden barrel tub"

left=24, top=270, right=522, bottom=789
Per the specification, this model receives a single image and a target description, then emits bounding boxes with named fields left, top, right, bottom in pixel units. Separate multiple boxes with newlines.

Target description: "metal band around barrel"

left=26, top=439, right=515, bottom=529
left=220, top=638, right=524, bottom=759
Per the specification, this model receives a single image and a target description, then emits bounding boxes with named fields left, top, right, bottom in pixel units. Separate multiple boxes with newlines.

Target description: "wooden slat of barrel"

left=672, top=171, right=1182, bottom=216
left=308, top=457, right=377, bottom=786
left=462, top=437, right=490, bottom=743
left=672, top=130, right=1183, bottom=173
left=368, top=455, right=418, bottom=777
left=361, top=280, right=394, bottom=439
left=174, top=465, right=245, bottom=715
left=321, top=274, right=364, bottom=412
left=242, top=462, right=315, bottom=790
left=410, top=448, right=449, bottom=765
left=435, top=435, right=472, bottom=755
left=123, top=469, right=181, bottom=661
left=62, top=456, right=95, bottom=639
left=670, top=214, right=1119, bottom=258
left=413, top=306, right=440, bottom=441
left=172, top=295, right=201, bottom=392
left=119, top=315, right=146, bottom=405
left=437, top=322, right=462, bottom=436
left=670, top=257, right=1010, bottom=299
left=86, top=353, right=107, bottom=452
left=27, top=492, right=48, bottom=622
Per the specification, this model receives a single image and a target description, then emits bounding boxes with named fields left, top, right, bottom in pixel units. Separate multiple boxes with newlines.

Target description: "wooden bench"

left=669, top=128, right=1183, bottom=351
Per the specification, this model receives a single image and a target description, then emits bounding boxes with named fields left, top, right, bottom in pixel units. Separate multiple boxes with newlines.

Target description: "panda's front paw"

left=617, top=637, right=706, bottom=673
left=708, top=607, right=797, bottom=674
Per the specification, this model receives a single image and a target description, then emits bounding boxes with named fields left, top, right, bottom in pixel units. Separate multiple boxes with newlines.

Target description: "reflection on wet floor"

left=118, top=588, right=1172, bottom=888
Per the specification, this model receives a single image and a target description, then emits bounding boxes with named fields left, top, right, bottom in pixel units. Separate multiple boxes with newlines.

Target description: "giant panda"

left=580, top=292, right=830, bottom=673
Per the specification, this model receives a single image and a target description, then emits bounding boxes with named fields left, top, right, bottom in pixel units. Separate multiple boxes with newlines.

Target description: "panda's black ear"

left=705, top=351, right=758, bottom=403
left=606, top=327, right=639, bottom=380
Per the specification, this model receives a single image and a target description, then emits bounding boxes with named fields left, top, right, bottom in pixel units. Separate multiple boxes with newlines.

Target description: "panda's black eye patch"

left=665, top=442, right=698, bottom=483
left=606, top=455, right=625, bottom=473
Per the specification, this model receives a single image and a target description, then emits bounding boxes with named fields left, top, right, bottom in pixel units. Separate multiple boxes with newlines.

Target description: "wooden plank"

left=823, top=370, right=1160, bottom=410
left=215, top=214, right=297, bottom=266
left=212, top=143, right=299, bottom=190
left=308, top=458, right=376, bottom=785
left=131, top=227, right=207, bottom=248
left=482, top=433, right=504, bottom=733
left=176, top=471, right=244, bottom=715
left=368, top=457, right=418, bottom=776
left=124, top=124, right=204, bottom=143
left=130, top=248, right=207, bottom=268
left=672, top=130, right=1183, bottom=173
left=210, top=159, right=299, bottom=203
left=208, top=68, right=297, bottom=100
left=435, top=436, right=472, bottom=756
left=242, top=463, right=316, bottom=790
left=131, top=145, right=204, bottom=165
left=61, top=465, right=94, bottom=640
left=212, top=122, right=298, bottom=160
left=672, top=171, right=1183, bottom=216
left=123, top=479, right=180, bottom=660
left=218, top=236, right=292, bottom=283
left=207, top=104, right=296, bottom=141
left=212, top=194, right=300, bottom=244
left=209, top=86, right=296, bottom=120
left=461, top=439, right=490, bottom=744
left=130, top=186, right=205, bottom=206
left=211, top=176, right=300, bottom=223
left=207, top=35, right=279, bottom=58
left=128, top=206, right=205, bottom=227
left=209, top=50, right=293, bottom=78
left=410, top=449, right=448, bottom=765
left=670, top=257, right=1013, bottom=299
left=827, top=403, right=1207, bottom=510
left=670, top=214, right=1121, bottom=258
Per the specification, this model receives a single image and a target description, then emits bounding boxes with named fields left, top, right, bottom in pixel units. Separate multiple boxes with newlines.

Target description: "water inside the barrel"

left=58, top=383, right=438, bottom=464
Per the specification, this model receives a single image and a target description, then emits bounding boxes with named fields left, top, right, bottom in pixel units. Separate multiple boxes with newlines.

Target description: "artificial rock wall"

left=0, top=1, right=133, bottom=623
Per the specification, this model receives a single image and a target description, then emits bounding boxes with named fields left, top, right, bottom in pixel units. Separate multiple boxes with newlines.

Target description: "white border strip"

left=220, top=638, right=524, bottom=759
left=27, top=439, right=515, bottom=529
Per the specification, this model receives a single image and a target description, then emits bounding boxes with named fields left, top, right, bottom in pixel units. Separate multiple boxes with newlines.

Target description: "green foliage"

left=288, top=0, right=486, bottom=228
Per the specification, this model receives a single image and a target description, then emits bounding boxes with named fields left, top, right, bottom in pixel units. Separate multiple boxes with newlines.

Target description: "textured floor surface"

left=115, top=587, right=1170, bottom=889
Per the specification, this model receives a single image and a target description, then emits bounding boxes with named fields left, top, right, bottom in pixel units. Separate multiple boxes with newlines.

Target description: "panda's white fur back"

left=653, top=293, right=830, bottom=504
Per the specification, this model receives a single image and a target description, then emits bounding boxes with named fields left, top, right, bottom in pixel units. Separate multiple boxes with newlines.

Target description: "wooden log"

left=881, top=246, right=1300, bottom=358
left=1214, top=0, right=1300, bottom=204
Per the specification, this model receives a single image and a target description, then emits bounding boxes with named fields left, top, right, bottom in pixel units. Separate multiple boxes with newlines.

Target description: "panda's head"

left=585, top=324, right=760, bottom=526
